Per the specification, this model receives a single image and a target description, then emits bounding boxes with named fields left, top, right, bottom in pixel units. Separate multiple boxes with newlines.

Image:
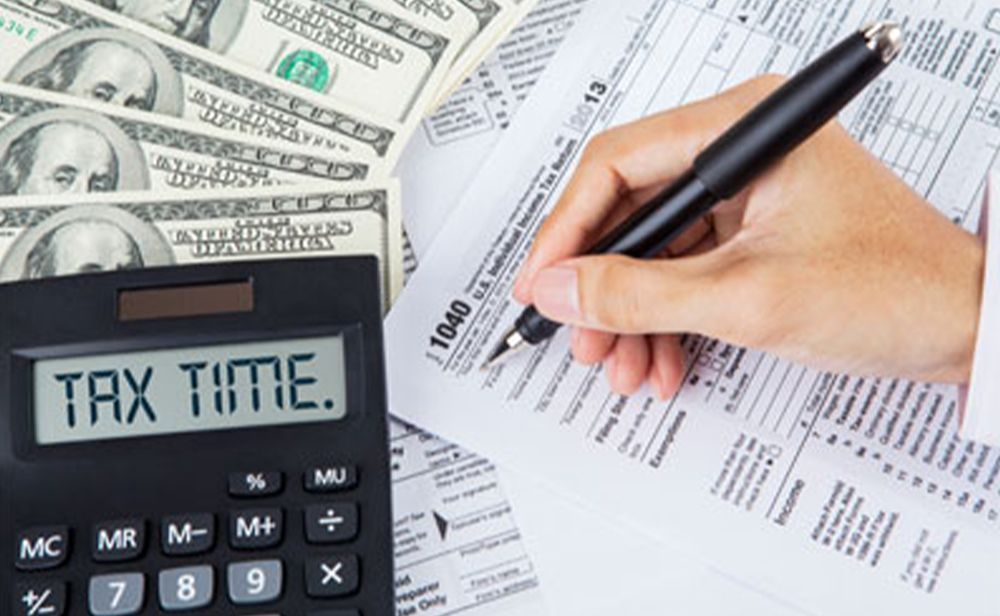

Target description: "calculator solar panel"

left=0, top=257, right=394, bottom=616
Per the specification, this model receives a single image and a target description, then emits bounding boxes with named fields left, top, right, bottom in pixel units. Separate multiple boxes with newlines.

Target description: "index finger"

left=512, top=75, right=785, bottom=304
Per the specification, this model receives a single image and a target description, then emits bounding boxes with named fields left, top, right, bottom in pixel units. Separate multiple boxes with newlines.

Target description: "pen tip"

left=862, top=21, right=903, bottom=63
left=480, top=326, right=527, bottom=371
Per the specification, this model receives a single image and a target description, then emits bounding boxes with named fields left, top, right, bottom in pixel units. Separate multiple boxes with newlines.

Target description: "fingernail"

left=532, top=266, right=581, bottom=323
left=650, top=369, right=668, bottom=401
left=605, top=355, right=619, bottom=390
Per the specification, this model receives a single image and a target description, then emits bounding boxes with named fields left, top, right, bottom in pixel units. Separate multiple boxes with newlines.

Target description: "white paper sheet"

left=386, top=0, right=1000, bottom=613
left=396, top=0, right=591, bottom=254
left=390, top=419, right=548, bottom=615
left=499, top=468, right=813, bottom=616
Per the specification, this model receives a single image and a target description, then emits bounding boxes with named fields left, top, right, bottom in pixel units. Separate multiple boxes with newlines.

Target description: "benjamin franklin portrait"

left=0, top=120, right=118, bottom=196
left=91, top=0, right=250, bottom=52
left=7, top=29, right=184, bottom=116
left=0, top=205, right=175, bottom=282
left=0, top=109, right=150, bottom=197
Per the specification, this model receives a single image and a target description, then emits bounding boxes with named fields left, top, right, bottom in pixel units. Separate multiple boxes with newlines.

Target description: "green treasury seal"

left=277, top=50, right=332, bottom=92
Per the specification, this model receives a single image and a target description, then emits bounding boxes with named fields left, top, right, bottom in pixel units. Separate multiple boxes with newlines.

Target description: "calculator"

left=0, top=257, right=394, bottom=616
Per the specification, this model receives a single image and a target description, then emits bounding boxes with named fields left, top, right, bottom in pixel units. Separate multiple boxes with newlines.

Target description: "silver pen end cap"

left=862, top=21, right=903, bottom=63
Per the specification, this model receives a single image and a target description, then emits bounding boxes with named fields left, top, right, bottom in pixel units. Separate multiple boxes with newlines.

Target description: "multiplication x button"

left=305, top=555, right=359, bottom=598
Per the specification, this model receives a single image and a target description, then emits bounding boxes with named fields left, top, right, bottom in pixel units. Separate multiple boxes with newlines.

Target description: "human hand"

left=512, top=75, right=985, bottom=399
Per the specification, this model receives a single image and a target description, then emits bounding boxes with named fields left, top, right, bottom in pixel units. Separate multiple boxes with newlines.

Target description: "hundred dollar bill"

left=73, top=0, right=456, bottom=126
left=0, top=83, right=373, bottom=196
left=0, top=0, right=403, bottom=165
left=370, top=0, right=514, bottom=98
left=0, top=181, right=404, bottom=304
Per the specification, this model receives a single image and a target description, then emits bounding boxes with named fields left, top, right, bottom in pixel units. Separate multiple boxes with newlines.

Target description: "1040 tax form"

left=387, top=0, right=1000, bottom=613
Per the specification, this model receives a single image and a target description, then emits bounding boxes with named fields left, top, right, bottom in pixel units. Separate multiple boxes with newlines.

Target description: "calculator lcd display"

left=32, top=335, right=348, bottom=445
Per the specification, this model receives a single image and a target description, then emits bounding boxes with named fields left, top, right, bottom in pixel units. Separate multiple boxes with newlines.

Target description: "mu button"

left=305, top=554, right=359, bottom=598
left=230, top=508, right=284, bottom=549
left=15, top=526, right=69, bottom=571
left=304, top=465, right=357, bottom=493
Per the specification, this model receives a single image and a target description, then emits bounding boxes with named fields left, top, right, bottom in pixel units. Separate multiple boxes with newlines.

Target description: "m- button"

left=304, top=465, right=357, bottom=493
left=15, top=526, right=69, bottom=571
left=161, top=514, right=215, bottom=556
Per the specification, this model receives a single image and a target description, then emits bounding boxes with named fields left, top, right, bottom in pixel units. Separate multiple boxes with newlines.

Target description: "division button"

left=229, top=471, right=283, bottom=497
left=230, top=508, right=283, bottom=549
left=305, top=555, right=359, bottom=598
left=14, top=580, right=66, bottom=616
left=159, top=565, right=214, bottom=611
left=304, top=503, right=358, bottom=544
left=227, top=560, right=283, bottom=605
left=89, top=572, right=144, bottom=616
left=304, top=465, right=357, bottom=492
left=92, top=519, right=145, bottom=563
left=15, top=526, right=69, bottom=571
left=162, top=514, right=215, bottom=556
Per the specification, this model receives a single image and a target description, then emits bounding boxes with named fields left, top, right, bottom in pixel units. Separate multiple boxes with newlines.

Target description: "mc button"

left=15, top=526, right=69, bottom=571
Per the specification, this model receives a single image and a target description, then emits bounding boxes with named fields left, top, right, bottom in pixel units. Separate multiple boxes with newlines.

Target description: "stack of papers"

left=393, top=0, right=1000, bottom=614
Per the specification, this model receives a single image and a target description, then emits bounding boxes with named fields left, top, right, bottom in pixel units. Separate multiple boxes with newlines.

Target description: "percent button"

left=229, top=471, right=283, bottom=498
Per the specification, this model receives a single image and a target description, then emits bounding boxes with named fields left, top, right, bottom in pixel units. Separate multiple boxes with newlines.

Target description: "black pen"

left=482, top=21, right=904, bottom=370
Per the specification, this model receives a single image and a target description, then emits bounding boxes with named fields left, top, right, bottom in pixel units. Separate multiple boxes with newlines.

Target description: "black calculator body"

left=0, top=257, right=393, bottom=616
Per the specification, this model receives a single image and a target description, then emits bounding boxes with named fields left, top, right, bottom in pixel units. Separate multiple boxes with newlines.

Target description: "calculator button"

left=89, top=572, right=144, bottom=616
left=229, top=471, right=283, bottom=497
left=14, top=580, right=66, bottom=616
left=230, top=508, right=283, bottom=549
left=227, top=560, right=283, bottom=605
left=158, top=566, right=214, bottom=611
left=304, top=465, right=357, bottom=492
left=162, top=514, right=215, bottom=556
left=305, top=555, right=359, bottom=598
left=304, top=503, right=358, bottom=544
left=92, top=519, right=145, bottom=563
left=308, top=611, right=361, bottom=616
left=15, top=526, right=69, bottom=571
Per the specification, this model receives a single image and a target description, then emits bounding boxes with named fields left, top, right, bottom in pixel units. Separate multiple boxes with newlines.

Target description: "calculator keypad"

left=88, top=572, right=144, bottom=615
left=12, top=464, right=366, bottom=614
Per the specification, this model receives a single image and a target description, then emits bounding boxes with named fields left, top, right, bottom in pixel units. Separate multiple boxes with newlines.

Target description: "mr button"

left=92, top=519, right=145, bottom=562
left=15, top=526, right=69, bottom=571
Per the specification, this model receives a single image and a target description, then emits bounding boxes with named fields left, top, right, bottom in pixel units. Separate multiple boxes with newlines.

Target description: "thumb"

left=530, top=252, right=741, bottom=336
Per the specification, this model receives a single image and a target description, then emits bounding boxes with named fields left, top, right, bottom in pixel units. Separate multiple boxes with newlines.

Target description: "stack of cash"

left=0, top=0, right=532, bottom=301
